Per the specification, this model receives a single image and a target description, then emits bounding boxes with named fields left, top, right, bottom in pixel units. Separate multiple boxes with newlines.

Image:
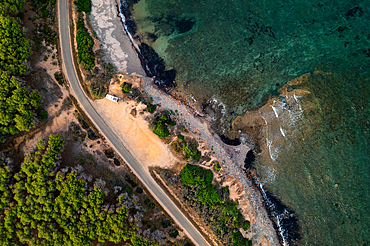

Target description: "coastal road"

left=57, top=0, right=210, bottom=245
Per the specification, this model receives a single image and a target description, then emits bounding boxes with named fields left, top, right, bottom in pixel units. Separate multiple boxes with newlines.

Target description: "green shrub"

left=153, top=121, right=169, bottom=138
left=179, top=164, right=252, bottom=244
left=74, top=0, right=91, bottom=13
left=125, top=186, right=132, bottom=194
left=169, top=229, right=179, bottom=238
left=122, top=82, right=132, bottom=94
left=148, top=202, right=155, bottom=208
left=39, top=108, right=48, bottom=120
left=214, top=162, right=221, bottom=171
left=54, top=72, right=64, bottom=85
left=88, top=84, right=106, bottom=99
left=180, top=164, right=213, bottom=187
left=182, top=143, right=201, bottom=163
left=76, top=17, right=95, bottom=69
left=221, top=186, right=229, bottom=194
left=146, top=103, right=156, bottom=113
left=243, top=220, right=250, bottom=231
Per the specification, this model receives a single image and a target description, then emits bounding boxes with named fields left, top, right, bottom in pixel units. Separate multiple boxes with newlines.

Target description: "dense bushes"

left=76, top=17, right=95, bottom=70
left=180, top=164, right=252, bottom=245
left=0, top=72, right=42, bottom=141
left=0, top=15, right=32, bottom=75
left=171, top=135, right=202, bottom=163
left=29, top=0, right=58, bottom=52
left=122, top=82, right=132, bottom=93
left=181, top=164, right=221, bottom=206
left=0, top=0, right=43, bottom=142
left=152, top=114, right=175, bottom=138
left=0, top=134, right=159, bottom=245
left=0, top=0, right=26, bottom=15
left=146, top=103, right=157, bottom=113
left=74, top=0, right=91, bottom=13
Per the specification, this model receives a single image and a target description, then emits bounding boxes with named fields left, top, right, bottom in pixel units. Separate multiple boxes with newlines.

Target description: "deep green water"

left=128, top=0, right=370, bottom=245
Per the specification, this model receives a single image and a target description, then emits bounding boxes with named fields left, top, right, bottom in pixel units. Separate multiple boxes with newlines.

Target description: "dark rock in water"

left=154, top=69, right=176, bottom=90
left=119, top=1, right=176, bottom=92
left=244, top=155, right=301, bottom=244
left=119, top=0, right=137, bottom=35
left=138, top=43, right=176, bottom=91
left=263, top=190, right=301, bottom=245
left=113, top=158, right=121, bottom=166
left=148, top=32, right=158, bottom=42
left=138, top=43, right=165, bottom=77
left=175, top=18, right=195, bottom=33
left=219, top=134, right=241, bottom=146
left=244, top=149, right=255, bottom=169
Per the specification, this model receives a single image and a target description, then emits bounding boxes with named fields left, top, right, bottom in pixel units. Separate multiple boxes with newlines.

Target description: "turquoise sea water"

left=125, top=0, right=370, bottom=245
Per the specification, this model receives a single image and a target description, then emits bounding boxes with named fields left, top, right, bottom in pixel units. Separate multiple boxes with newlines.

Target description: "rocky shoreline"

left=89, top=0, right=286, bottom=244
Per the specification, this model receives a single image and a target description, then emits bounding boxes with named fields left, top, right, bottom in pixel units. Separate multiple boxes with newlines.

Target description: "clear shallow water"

left=125, top=0, right=370, bottom=245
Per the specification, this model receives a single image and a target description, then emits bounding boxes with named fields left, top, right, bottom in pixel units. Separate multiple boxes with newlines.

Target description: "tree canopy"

left=0, top=134, right=145, bottom=245
left=0, top=0, right=26, bottom=15
left=0, top=71, right=42, bottom=140
left=0, top=15, right=31, bottom=75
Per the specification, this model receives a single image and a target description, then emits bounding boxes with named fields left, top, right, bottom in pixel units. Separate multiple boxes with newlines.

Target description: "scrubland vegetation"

left=0, top=134, right=159, bottom=245
left=158, top=163, right=252, bottom=246
left=180, top=164, right=252, bottom=245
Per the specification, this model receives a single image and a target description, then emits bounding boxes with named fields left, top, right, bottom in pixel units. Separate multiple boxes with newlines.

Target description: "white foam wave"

left=119, top=13, right=140, bottom=52
left=271, top=105, right=279, bottom=118
left=259, top=184, right=289, bottom=246
left=208, top=96, right=226, bottom=115
left=280, top=127, right=286, bottom=138
left=293, top=94, right=303, bottom=111
left=266, top=138, right=279, bottom=161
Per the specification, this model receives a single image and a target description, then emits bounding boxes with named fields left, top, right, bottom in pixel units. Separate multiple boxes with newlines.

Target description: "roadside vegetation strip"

left=150, top=167, right=216, bottom=246
left=76, top=16, right=95, bottom=70
left=69, top=95, right=105, bottom=141
left=180, top=164, right=253, bottom=246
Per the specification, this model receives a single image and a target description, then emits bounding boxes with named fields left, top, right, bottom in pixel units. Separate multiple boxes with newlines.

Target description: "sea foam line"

left=259, top=184, right=289, bottom=246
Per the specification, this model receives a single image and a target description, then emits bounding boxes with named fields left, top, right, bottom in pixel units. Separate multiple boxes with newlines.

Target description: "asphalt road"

left=58, top=0, right=209, bottom=245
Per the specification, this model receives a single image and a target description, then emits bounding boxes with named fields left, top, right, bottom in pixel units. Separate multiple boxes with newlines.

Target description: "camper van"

left=105, top=94, right=119, bottom=103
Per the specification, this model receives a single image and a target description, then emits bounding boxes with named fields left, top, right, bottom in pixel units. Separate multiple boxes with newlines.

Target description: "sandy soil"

left=91, top=79, right=178, bottom=170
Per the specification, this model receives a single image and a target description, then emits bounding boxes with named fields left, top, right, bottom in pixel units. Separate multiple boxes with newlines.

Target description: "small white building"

left=105, top=94, right=119, bottom=103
